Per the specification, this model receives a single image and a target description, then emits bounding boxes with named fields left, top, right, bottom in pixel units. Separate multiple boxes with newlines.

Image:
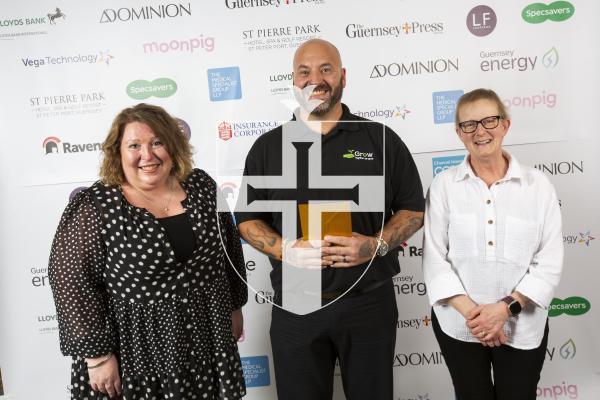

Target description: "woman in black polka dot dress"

left=49, top=103, right=247, bottom=399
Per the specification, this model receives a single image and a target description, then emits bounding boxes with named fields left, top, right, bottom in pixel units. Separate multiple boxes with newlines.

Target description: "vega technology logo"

left=522, top=1, right=575, bottom=24
left=42, top=136, right=102, bottom=155
left=126, top=78, right=177, bottom=100
left=563, top=230, right=594, bottom=246
left=354, top=105, right=411, bottom=120
left=22, top=50, right=114, bottom=68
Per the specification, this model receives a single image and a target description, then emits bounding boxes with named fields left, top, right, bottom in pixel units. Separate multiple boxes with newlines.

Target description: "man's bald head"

left=293, top=39, right=343, bottom=70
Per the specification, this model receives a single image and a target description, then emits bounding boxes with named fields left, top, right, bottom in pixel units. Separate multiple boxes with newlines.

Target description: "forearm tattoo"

left=358, top=238, right=377, bottom=258
left=386, top=211, right=424, bottom=250
left=240, top=220, right=281, bottom=258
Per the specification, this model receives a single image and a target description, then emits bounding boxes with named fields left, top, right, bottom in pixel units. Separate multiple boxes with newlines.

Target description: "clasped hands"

left=282, top=233, right=377, bottom=269
left=465, top=302, right=511, bottom=347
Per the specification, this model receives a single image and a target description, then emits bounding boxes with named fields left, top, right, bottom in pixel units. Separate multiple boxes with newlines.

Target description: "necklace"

left=131, top=177, right=175, bottom=214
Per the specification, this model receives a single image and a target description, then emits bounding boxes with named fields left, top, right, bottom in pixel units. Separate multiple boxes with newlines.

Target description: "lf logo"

left=218, top=90, right=386, bottom=315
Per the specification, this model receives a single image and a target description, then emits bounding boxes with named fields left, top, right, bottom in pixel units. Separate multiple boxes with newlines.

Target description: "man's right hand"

left=86, top=355, right=122, bottom=399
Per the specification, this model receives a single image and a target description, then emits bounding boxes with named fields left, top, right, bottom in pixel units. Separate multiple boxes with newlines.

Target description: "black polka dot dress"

left=49, top=169, right=248, bottom=399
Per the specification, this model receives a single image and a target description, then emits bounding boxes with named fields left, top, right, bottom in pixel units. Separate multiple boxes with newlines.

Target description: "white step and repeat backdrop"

left=1, top=1, right=599, bottom=399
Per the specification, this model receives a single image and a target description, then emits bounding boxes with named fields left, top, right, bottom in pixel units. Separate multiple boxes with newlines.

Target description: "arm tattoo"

left=358, top=238, right=376, bottom=258
left=385, top=211, right=424, bottom=250
left=239, top=220, right=281, bottom=259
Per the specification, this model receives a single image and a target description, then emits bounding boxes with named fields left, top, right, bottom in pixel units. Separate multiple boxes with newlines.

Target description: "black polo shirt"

left=235, top=104, right=424, bottom=295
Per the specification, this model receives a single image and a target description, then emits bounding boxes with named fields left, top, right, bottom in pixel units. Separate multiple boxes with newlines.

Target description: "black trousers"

left=270, top=281, right=398, bottom=400
left=432, top=309, right=549, bottom=400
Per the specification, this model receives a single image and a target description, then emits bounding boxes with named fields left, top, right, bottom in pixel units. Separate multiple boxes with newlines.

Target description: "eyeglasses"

left=458, top=115, right=503, bottom=134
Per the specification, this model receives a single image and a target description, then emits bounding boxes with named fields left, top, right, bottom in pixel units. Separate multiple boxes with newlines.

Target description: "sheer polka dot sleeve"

left=220, top=210, right=248, bottom=311
left=48, top=190, right=115, bottom=358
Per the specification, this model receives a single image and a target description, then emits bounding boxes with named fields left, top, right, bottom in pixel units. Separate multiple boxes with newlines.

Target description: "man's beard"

left=309, top=78, right=344, bottom=116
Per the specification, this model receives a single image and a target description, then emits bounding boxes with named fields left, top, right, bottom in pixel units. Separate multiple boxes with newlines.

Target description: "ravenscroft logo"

left=175, top=118, right=191, bottom=140
left=522, top=1, right=575, bottom=24
left=220, top=182, right=238, bottom=200
left=242, top=24, right=321, bottom=52
left=467, top=5, right=497, bottom=37
left=534, top=160, right=582, bottom=175
left=393, top=351, right=444, bottom=367
left=432, top=155, right=465, bottom=177
left=432, top=90, right=463, bottom=124
left=370, top=58, right=459, bottom=78
left=503, top=91, right=557, bottom=109
left=536, top=382, right=578, bottom=399
left=393, top=275, right=427, bottom=296
left=342, top=149, right=374, bottom=161
left=207, top=67, right=242, bottom=101
left=100, top=3, right=192, bottom=23
left=30, top=91, right=107, bottom=119
left=226, top=0, right=324, bottom=10
left=354, top=105, right=411, bottom=120
left=21, top=50, right=114, bottom=68
left=126, top=78, right=177, bottom=100
left=398, top=241, right=422, bottom=257
left=142, top=35, right=214, bottom=54
left=217, top=120, right=279, bottom=141
left=563, top=231, right=594, bottom=246
left=345, top=21, right=443, bottom=38
left=397, top=315, right=431, bottom=330
left=241, top=356, right=271, bottom=388
left=42, top=136, right=102, bottom=155
left=479, top=47, right=558, bottom=72
left=548, top=297, right=591, bottom=317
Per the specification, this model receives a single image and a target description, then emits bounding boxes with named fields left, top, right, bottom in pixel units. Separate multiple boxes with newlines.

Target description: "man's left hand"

left=321, top=233, right=377, bottom=268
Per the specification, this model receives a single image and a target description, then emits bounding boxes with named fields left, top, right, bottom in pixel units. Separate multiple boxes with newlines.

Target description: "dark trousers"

left=432, top=310, right=549, bottom=400
left=270, top=281, right=398, bottom=400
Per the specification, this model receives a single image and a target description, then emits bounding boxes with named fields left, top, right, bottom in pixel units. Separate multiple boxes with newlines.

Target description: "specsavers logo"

left=342, top=149, right=374, bottom=161
left=522, top=1, right=574, bottom=24
left=548, top=297, right=590, bottom=317
left=127, top=78, right=177, bottom=100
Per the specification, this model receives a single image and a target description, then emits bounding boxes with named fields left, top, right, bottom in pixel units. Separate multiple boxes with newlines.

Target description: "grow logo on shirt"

left=342, top=149, right=374, bottom=161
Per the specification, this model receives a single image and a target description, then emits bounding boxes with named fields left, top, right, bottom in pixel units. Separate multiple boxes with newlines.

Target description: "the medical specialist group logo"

left=548, top=296, right=590, bottom=317
left=370, top=58, right=459, bottom=79
left=394, top=350, right=444, bottom=367
left=563, top=230, right=594, bottom=246
left=1, top=7, right=66, bottom=40
left=226, top=0, right=324, bottom=10
left=208, top=67, right=242, bottom=101
left=393, top=275, right=427, bottom=296
left=345, top=21, right=443, bottom=39
left=100, top=3, right=191, bottom=23
left=354, top=105, right=411, bottom=120
left=241, top=355, right=271, bottom=388
left=218, top=120, right=279, bottom=141
left=142, top=34, right=214, bottom=54
left=503, top=90, right=557, bottom=110
left=21, top=50, right=114, bottom=68
left=432, top=155, right=465, bottom=177
left=42, top=136, right=102, bottom=155
left=126, top=78, right=177, bottom=100
left=479, top=47, right=559, bottom=72
left=242, top=24, right=321, bottom=52
left=546, top=338, right=576, bottom=361
left=30, top=91, right=107, bottom=119
left=536, top=381, right=578, bottom=399
left=534, top=160, right=582, bottom=175
left=466, top=5, right=497, bottom=37
left=397, top=314, right=430, bottom=330
left=342, top=149, right=374, bottom=161
left=522, top=1, right=575, bottom=24
left=432, top=90, right=463, bottom=124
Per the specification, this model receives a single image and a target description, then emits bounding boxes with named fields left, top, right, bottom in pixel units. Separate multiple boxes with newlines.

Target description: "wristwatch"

left=375, top=237, right=389, bottom=257
left=501, top=295, right=522, bottom=316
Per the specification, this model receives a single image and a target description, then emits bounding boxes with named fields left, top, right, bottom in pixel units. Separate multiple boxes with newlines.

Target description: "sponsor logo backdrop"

left=0, top=1, right=599, bottom=399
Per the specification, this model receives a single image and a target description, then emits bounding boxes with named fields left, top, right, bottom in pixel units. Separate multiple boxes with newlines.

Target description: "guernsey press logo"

left=345, top=21, right=444, bottom=39
left=370, top=58, right=459, bottom=79
left=354, top=105, right=411, bottom=120
left=342, top=149, right=374, bottom=161
left=218, top=120, right=279, bottom=141
left=522, top=1, right=575, bottom=24
left=397, top=315, right=431, bottom=330
left=548, top=297, right=591, bottom=317
left=22, top=50, right=114, bottom=68
left=100, top=3, right=191, bottom=23
left=126, top=78, right=177, bottom=100
left=467, top=5, right=497, bottom=37
left=226, top=0, right=324, bottom=10
left=42, top=136, right=101, bottom=155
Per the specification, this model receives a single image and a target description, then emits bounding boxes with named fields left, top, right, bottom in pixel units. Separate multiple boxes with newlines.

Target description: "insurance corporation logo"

left=242, top=24, right=321, bottom=52
left=218, top=120, right=279, bottom=141
left=479, top=46, right=558, bottom=72
left=345, top=21, right=443, bottom=38
left=22, top=50, right=114, bottom=68
left=226, top=0, right=324, bottom=10
left=548, top=297, right=590, bottom=317
left=536, top=382, right=578, bottom=399
left=143, top=34, right=214, bottom=54
left=241, top=356, right=271, bottom=388
left=534, top=160, right=582, bottom=175
left=126, top=78, right=177, bottom=100
left=42, top=136, right=102, bottom=155
left=100, top=3, right=191, bottom=23
left=371, top=58, right=459, bottom=79
left=30, top=91, right=107, bottom=119
left=466, top=5, right=497, bottom=36
left=522, top=1, right=575, bottom=24
left=354, top=105, right=411, bottom=120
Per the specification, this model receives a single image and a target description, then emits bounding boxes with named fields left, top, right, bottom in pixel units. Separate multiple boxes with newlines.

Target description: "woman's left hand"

left=466, top=302, right=510, bottom=344
left=232, top=308, right=244, bottom=341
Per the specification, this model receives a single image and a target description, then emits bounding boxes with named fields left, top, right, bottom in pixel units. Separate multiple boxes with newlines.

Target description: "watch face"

left=509, top=301, right=522, bottom=315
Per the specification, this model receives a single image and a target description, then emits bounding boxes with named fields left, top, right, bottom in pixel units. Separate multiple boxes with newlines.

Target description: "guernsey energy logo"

left=522, top=1, right=575, bottom=24
left=548, top=297, right=590, bottom=317
left=126, top=78, right=177, bottom=100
